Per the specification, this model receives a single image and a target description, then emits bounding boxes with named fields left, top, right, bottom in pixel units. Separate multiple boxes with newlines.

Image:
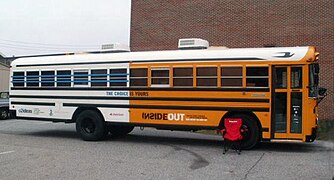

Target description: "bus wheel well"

left=71, top=107, right=105, bottom=123
left=219, top=111, right=263, bottom=138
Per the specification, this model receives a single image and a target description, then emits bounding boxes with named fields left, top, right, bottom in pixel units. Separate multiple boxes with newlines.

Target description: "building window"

left=41, top=71, right=55, bottom=87
left=246, top=67, right=268, bottom=87
left=26, top=71, right=39, bottom=87
left=12, top=72, right=25, bottom=87
left=130, top=68, right=147, bottom=87
left=57, top=70, right=71, bottom=87
left=173, top=67, right=193, bottom=87
left=196, top=67, right=217, bottom=87
left=151, top=68, right=169, bottom=87
left=221, top=67, right=243, bottom=87
left=110, top=69, right=128, bottom=87
left=73, top=70, right=89, bottom=87
left=91, top=69, right=107, bottom=87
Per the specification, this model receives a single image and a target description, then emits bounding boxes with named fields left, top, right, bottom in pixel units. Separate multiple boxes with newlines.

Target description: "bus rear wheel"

left=227, top=114, right=260, bottom=150
left=76, top=110, right=107, bottom=141
left=108, top=125, right=134, bottom=137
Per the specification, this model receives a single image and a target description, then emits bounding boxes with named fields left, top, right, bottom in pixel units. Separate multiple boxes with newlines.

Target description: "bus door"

left=272, top=66, right=304, bottom=139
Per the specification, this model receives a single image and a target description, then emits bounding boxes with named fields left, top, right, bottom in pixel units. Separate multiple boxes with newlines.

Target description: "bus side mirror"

left=314, top=74, right=319, bottom=85
left=318, top=87, right=327, bottom=96
left=314, top=63, right=320, bottom=74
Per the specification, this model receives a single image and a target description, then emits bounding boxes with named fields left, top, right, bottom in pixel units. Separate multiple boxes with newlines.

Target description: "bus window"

left=151, top=68, right=170, bottom=87
left=173, top=67, right=193, bottom=87
left=26, top=71, right=39, bottom=87
left=275, top=92, right=287, bottom=133
left=291, top=67, right=302, bottom=89
left=91, top=69, right=107, bottom=87
left=110, top=69, right=128, bottom=87
left=73, top=70, right=89, bottom=87
left=12, top=72, right=25, bottom=87
left=246, top=67, right=268, bottom=87
left=57, top=70, right=71, bottom=87
left=275, top=67, right=287, bottom=88
left=196, top=67, right=217, bottom=87
left=130, top=68, right=147, bottom=87
left=41, top=71, right=55, bottom=87
left=221, top=67, right=242, bottom=87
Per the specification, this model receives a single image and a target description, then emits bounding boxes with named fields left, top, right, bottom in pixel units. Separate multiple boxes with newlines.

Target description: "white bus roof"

left=11, top=46, right=311, bottom=68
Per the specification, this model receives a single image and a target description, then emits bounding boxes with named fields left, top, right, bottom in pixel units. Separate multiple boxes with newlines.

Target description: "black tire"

left=108, top=125, right=134, bottom=137
left=0, top=108, right=9, bottom=120
left=227, top=114, right=260, bottom=150
left=76, top=110, right=107, bottom=141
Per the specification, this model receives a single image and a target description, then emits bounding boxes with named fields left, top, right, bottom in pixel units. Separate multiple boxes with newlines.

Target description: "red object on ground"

left=221, top=118, right=243, bottom=141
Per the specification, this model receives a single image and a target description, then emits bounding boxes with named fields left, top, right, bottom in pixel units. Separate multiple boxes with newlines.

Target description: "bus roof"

left=11, top=46, right=313, bottom=68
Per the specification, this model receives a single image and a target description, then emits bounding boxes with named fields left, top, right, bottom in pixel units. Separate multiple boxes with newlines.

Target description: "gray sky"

left=0, top=0, right=131, bottom=57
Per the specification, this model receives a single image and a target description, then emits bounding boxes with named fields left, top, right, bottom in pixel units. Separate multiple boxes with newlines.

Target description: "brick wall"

left=130, top=0, right=334, bottom=120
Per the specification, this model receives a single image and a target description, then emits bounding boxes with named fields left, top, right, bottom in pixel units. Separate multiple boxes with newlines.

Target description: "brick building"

left=130, top=0, right=333, bottom=120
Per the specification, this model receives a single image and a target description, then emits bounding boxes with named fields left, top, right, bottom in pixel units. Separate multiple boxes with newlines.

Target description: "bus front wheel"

left=228, top=114, right=260, bottom=150
left=76, top=110, right=107, bottom=141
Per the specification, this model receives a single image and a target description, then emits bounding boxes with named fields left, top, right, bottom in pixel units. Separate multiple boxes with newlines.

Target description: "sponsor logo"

left=106, top=91, right=129, bottom=97
left=142, top=113, right=185, bottom=121
left=228, top=120, right=238, bottom=123
left=130, top=91, right=149, bottom=97
left=18, top=108, right=32, bottom=114
left=142, top=112, right=208, bottom=122
left=106, top=91, right=149, bottom=97
left=33, top=108, right=40, bottom=115
left=110, top=113, right=124, bottom=116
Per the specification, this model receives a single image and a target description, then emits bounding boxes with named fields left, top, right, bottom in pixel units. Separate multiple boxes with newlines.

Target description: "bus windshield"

left=309, top=64, right=318, bottom=98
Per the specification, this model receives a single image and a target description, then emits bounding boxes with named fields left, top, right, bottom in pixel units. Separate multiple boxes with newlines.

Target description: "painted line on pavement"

left=0, top=151, right=15, bottom=155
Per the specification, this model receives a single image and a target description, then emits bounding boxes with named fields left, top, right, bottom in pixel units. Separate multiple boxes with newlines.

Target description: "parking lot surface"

left=0, top=119, right=333, bottom=180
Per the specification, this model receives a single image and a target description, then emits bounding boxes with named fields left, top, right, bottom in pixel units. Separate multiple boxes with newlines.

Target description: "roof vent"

left=178, top=38, right=209, bottom=50
left=100, top=43, right=130, bottom=53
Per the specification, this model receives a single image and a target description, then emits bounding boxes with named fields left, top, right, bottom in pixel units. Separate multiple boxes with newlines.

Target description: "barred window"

left=41, top=71, right=55, bottom=87
left=73, top=70, right=89, bottom=87
left=110, top=69, right=128, bottom=87
left=26, top=71, right=39, bottom=87
left=91, top=69, right=107, bottom=87
left=57, top=70, right=71, bottom=87
left=12, top=72, right=25, bottom=87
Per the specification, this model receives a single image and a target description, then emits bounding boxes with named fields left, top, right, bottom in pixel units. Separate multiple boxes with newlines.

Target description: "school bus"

left=9, top=39, right=325, bottom=149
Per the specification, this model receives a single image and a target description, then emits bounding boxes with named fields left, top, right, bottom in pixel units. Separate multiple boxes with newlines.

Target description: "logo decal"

left=273, top=52, right=295, bottom=58
left=18, top=108, right=32, bottom=114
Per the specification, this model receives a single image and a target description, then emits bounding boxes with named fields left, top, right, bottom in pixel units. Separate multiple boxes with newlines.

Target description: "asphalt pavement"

left=0, top=119, right=333, bottom=180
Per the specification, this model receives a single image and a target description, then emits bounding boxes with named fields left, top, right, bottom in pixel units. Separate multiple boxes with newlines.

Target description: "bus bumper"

left=9, top=110, right=16, bottom=119
left=305, top=127, right=317, bottom=142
